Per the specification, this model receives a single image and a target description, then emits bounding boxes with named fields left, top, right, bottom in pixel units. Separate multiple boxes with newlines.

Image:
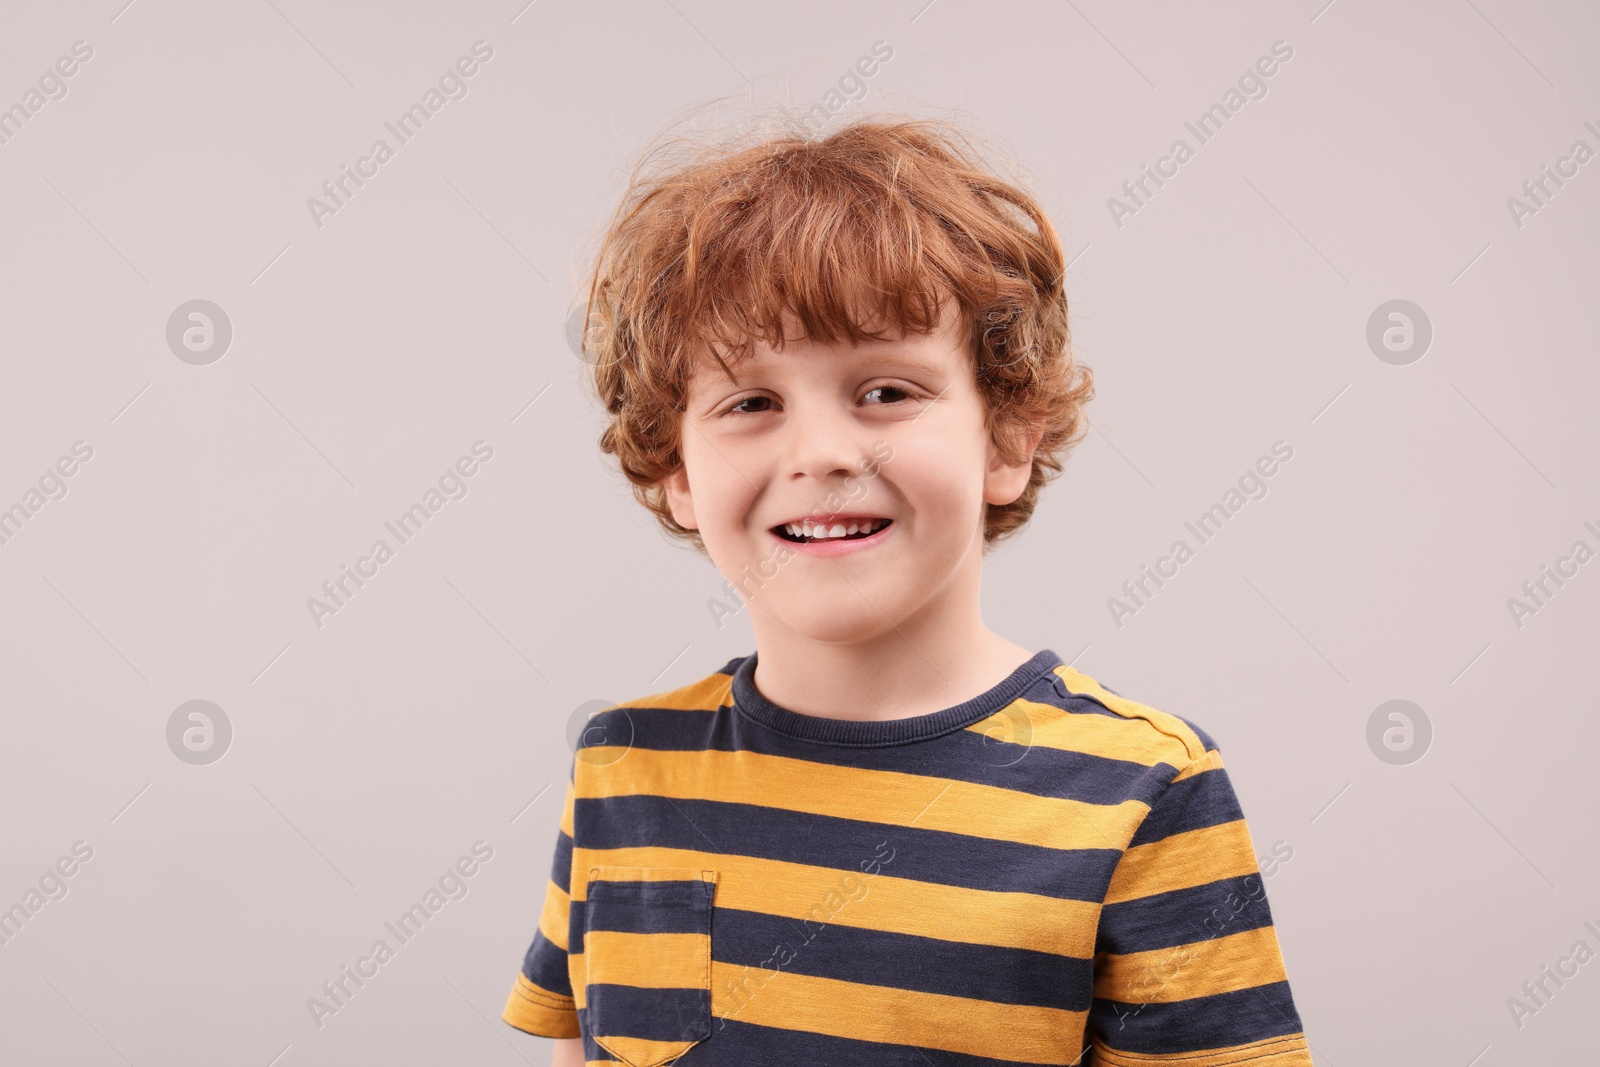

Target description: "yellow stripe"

left=538, top=879, right=570, bottom=951
left=1170, top=746, right=1223, bottom=783
left=511, top=970, right=573, bottom=1007
left=584, top=931, right=709, bottom=989
left=1105, top=819, right=1258, bottom=904
left=1092, top=1032, right=1312, bottom=1066
left=617, top=672, right=732, bottom=713
left=502, top=972, right=580, bottom=1038
left=1052, top=666, right=1206, bottom=763
left=965, top=697, right=1194, bottom=768
left=1094, top=925, right=1290, bottom=1003
left=711, top=964, right=1085, bottom=1064
left=558, top=777, right=575, bottom=837
left=575, top=747, right=1146, bottom=852
left=569, top=846, right=1099, bottom=954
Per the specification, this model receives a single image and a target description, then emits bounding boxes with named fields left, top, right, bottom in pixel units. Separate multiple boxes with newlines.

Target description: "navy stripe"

left=576, top=877, right=712, bottom=953
left=1097, top=874, right=1276, bottom=953
left=1128, top=765, right=1245, bottom=847
left=580, top=704, right=1172, bottom=808
left=1089, top=980, right=1304, bottom=1054
left=1175, top=714, right=1219, bottom=752
left=549, top=830, right=573, bottom=893
left=670, top=1017, right=1087, bottom=1067
left=1047, top=679, right=1143, bottom=719
left=575, top=795, right=1121, bottom=901
left=711, top=906, right=1091, bottom=1011
left=521, top=931, right=573, bottom=996
left=582, top=983, right=709, bottom=1041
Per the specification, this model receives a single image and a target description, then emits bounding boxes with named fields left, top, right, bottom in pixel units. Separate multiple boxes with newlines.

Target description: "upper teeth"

left=784, top=519, right=888, bottom=539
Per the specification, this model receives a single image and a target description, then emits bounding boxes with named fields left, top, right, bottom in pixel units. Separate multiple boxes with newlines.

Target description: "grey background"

left=1, top=0, right=1596, bottom=1063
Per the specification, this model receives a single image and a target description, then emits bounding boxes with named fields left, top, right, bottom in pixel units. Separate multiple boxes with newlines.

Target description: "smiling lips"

left=772, top=513, right=893, bottom=544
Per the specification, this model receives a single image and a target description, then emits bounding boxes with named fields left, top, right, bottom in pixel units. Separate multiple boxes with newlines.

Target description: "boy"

left=503, top=114, right=1313, bottom=1066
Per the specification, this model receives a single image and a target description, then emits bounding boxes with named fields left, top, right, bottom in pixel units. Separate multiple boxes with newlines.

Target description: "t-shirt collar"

left=730, top=648, right=1064, bottom=747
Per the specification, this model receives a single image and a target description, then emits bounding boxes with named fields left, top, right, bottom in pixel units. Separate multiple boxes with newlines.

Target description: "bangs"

left=686, top=158, right=961, bottom=380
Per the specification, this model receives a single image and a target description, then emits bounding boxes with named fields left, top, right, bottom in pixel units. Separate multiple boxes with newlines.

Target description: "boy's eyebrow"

left=858, top=348, right=946, bottom=374
left=715, top=347, right=947, bottom=385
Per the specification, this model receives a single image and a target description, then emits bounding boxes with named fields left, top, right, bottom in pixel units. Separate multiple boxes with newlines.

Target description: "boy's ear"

left=661, top=465, right=699, bottom=531
left=983, top=422, right=1044, bottom=507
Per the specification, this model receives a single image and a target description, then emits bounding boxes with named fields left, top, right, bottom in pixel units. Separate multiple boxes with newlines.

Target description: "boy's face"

left=662, top=301, right=1039, bottom=647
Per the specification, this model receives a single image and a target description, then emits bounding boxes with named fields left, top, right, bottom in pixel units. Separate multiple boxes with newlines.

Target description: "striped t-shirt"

left=502, top=648, right=1313, bottom=1066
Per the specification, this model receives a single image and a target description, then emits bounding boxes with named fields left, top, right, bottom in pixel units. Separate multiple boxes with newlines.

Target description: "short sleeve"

left=1089, top=746, right=1313, bottom=1066
left=502, top=769, right=582, bottom=1038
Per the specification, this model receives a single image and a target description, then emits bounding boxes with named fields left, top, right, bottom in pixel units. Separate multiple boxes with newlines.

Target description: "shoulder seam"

left=1051, top=665, right=1209, bottom=767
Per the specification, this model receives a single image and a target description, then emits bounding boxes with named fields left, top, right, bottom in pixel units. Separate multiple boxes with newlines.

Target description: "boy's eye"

left=726, top=395, right=774, bottom=415
left=720, top=385, right=915, bottom=416
left=863, top=385, right=913, bottom=405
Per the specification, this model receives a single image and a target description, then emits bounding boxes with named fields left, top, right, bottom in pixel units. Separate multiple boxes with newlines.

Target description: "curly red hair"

left=575, top=111, right=1093, bottom=553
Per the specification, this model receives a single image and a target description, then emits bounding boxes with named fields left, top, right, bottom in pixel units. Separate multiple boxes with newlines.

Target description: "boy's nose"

left=781, top=402, right=872, bottom=483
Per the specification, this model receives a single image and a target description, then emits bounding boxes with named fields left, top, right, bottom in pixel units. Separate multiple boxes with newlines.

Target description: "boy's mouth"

left=771, top=517, right=893, bottom=544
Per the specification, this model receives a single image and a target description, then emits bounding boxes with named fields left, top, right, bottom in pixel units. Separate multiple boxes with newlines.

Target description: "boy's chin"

left=766, top=600, right=906, bottom=646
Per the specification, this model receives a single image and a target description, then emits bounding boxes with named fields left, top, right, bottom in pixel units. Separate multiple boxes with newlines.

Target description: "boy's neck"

left=745, top=620, right=1037, bottom=725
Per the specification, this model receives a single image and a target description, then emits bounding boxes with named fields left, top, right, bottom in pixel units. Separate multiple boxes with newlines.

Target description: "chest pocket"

left=581, top=866, right=718, bottom=1067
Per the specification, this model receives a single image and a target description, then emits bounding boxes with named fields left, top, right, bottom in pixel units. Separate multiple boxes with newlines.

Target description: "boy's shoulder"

left=607, top=656, right=742, bottom=716
left=1023, top=662, right=1222, bottom=773
left=572, top=657, right=742, bottom=759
